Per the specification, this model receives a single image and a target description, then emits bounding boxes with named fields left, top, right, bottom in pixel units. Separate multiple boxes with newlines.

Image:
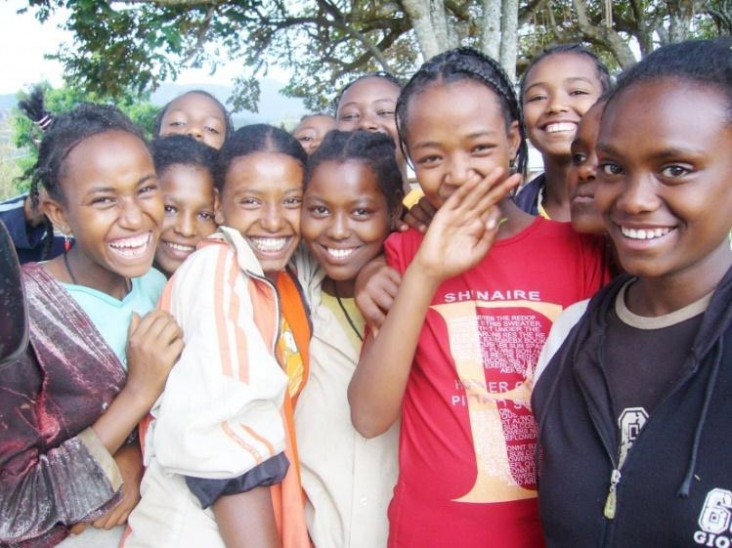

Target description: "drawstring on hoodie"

left=677, top=338, right=724, bottom=498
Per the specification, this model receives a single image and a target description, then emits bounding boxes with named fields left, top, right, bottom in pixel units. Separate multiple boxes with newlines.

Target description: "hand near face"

left=354, top=257, right=402, bottom=336
left=414, top=169, right=520, bottom=283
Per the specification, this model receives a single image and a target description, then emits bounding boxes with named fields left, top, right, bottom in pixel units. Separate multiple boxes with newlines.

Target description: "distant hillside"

left=0, top=79, right=309, bottom=128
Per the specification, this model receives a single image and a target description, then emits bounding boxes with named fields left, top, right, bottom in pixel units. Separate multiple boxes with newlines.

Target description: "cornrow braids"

left=607, top=37, right=732, bottom=124
left=307, top=130, right=404, bottom=216
left=334, top=71, right=403, bottom=113
left=395, top=47, right=529, bottom=176
left=151, top=135, right=218, bottom=179
left=27, top=103, right=146, bottom=259
left=153, top=90, right=233, bottom=139
left=214, top=124, right=308, bottom=192
left=519, top=43, right=612, bottom=102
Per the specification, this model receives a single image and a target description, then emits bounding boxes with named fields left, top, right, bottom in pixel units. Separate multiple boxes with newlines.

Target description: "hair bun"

left=18, top=86, right=54, bottom=132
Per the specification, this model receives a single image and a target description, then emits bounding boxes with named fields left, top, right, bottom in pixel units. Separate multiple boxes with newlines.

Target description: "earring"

left=509, top=158, right=517, bottom=174
left=63, top=233, right=73, bottom=252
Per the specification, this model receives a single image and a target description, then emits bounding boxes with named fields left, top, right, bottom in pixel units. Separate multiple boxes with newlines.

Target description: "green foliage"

left=8, top=82, right=158, bottom=196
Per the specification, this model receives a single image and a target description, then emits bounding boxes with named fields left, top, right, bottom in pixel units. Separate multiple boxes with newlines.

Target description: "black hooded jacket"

left=532, top=267, right=732, bottom=548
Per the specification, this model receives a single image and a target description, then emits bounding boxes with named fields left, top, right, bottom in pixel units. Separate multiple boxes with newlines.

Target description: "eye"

left=353, top=207, right=372, bottom=218
left=284, top=196, right=303, bottom=208
left=525, top=94, right=546, bottom=103
left=599, top=162, right=624, bottom=177
left=417, top=154, right=441, bottom=166
left=660, top=164, right=691, bottom=178
left=572, top=152, right=588, bottom=166
left=205, top=126, right=220, bottom=135
left=139, top=183, right=159, bottom=195
left=168, top=120, right=185, bottom=128
left=339, top=112, right=359, bottom=122
left=377, top=109, right=395, bottom=117
left=309, top=206, right=329, bottom=217
left=298, top=136, right=313, bottom=143
left=240, top=197, right=260, bottom=207
left=164, top=204, right=178, bottom=215
left=569, top=89, right=591, bottom=97
left=472, top=144, right=494, bottom=155
left=91, top=196, right=116, bottom=206
left=198, top=211, right=216, bottom=221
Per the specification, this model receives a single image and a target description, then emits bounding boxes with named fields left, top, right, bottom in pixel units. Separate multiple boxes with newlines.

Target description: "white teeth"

left=108, top=233, right=151, bottom=258
left=165, top=242, right=195, bottom=252
left=249, top=237, right=288, bottom=252
left=546, top=122, right=576, bottom=133
left=110, top=233, right=149, bottom=249
left=327, top=247, right=355, bottom=259
left=620, top=226, right=672, bottom=240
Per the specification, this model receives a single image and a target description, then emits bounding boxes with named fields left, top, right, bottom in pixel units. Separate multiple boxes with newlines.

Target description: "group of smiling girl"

left=1, top=35, right=730, bottom=548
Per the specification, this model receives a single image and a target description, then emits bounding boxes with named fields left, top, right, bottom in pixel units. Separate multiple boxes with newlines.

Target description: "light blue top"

left=63, top=268, right=167, bottom=368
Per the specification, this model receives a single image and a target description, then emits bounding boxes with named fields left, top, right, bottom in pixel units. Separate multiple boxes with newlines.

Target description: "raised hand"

left=413, top=168, right=520, bottom=284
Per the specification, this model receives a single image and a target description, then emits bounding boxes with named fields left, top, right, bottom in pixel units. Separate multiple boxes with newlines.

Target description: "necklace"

left=333, top=282, right=364, bottom=342
left=63, top=252, right=131, bottom=297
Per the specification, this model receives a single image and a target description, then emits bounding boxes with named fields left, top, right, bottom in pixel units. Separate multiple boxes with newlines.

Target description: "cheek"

left=566, top=167, right=579, bottom=193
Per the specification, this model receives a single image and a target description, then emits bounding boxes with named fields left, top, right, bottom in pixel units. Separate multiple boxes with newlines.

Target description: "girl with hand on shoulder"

left=532, top=37, right=732, bottom=547
left=349, top=48, right=610, bottom=548
left=294, top=129, right=403, bottom=548
left=516, top=44, right=611, bottom=221
left=0, top=104, right=182, bottom=547
left=126, top=124, right=311, bottom=548
left=151, top=135, right=219, bottom=278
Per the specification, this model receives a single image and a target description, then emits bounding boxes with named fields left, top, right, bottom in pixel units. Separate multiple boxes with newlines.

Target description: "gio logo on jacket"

left=695, top=488, right=732, bottom=547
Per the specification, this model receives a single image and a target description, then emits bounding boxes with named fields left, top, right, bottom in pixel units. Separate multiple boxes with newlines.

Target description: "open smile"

left=108, top=232, right=154, bottom=260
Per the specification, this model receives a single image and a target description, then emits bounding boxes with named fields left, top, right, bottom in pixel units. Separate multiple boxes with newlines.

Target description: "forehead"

left=525, top=52, right=600, bottom=87
left=599, top=79, right=729, bottom=148
left=225, top=152, right=303, bottom=192
left=339, top=77, right=400, bottom=106
left=574, top=103, right=605, bottom=143
left=295, top=116, right=336, bottom=133
left=165, top=93, right=225, bottom=119
left=65, top=130, right=152, bottom=174
left=160, top=163, right=215, bottom=192
left=405, top=79, right=506, bottom=136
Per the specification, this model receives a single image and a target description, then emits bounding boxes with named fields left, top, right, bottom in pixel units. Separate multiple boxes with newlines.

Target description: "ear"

left=40, top=193, right=72, bottom=235
left=213, top=189, right=224, bottom=225
left=507, top=120, right=522, bottom=167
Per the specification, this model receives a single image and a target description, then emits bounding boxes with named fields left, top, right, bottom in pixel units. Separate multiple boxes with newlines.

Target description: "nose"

left=261, top=203, right=284, bottom=232
left=327, top=211, right=350, bottom=240
left=187, top=125, right=204, bottom=142
left=615, top=175, right=659, bottom=215
left=547, top=94, right=569, bottom=114
left=445, top=154, right=472, bottom=186
left=358, top=112, right=380, bottom=132
left=119, top=197, right=144, bottom=229
left=174, top=211, right=197, bottom=238
left=577, top=158, right=598, bottom=184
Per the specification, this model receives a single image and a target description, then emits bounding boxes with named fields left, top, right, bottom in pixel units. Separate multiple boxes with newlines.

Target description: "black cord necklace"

left=333, top=282, right=364, bottom=342
left=63, top=251, right=131, bottom=297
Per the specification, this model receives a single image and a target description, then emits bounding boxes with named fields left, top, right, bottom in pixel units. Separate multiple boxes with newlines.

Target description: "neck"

left=496, top=197, right=535, bottom=240
left=625, top=244, right=732, bottom=317
left=540, top=155, right=572, bottom=222
left=59, top=248, right=131, bottom=300
left=324, top=277, right=356, bottom=299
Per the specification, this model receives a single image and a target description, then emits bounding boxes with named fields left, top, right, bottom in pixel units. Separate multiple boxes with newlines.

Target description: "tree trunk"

left=401, top=0, right=454, bottom=60
left=481, top=0, right=503, bottom=59
left=499, top=0, right=519, bottom=81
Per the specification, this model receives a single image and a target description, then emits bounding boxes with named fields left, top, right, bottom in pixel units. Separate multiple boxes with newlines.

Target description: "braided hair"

left=307, top=130, right=404, bottom=216
left=28, top=102, right=146, bottom=259
left=214, top=124, right=307, bottom=192
left=18, top=86, right=54, bottom=133
left=519, top=44, right=612, bottom=103
left=607, top=37, right=732, bottom=123
left=395, top=47, right=529, bottom=176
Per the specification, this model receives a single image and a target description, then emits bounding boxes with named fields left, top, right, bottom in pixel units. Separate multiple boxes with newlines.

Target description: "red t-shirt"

left=384, top=218, right=609, bottom=548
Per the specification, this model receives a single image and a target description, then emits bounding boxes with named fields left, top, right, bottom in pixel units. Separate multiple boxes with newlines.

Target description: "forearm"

left=213, top=487, right=280, bottom=548
left=348, top=263, right=441, bottom=437
left=91, top=386, right=155, bottom=456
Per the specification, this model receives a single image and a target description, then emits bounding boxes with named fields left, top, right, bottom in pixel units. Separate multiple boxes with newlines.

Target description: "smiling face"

left=522, top=53, right=604, bottom=161
left=302, top=160, right=392, bottom=297
left=567, top=101, right=605, bottom=234
left=293, top=115, right=336, bottom=155
left=158, top=92, right=227, bottom=150
left=595, top=79, right=732, bottom=289
left=220, top=151, right=304, bottom=276
left=45, top=130, right=163, bottom=292
left=155, top=164, right=218, bottom=276
left=403, top=79, right=520, bottom=208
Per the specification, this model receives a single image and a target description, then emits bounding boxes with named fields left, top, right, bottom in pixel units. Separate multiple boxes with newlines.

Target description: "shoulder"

left=384, top=229, right=422, bottom=272
left=533, top=299, right=590, bottom=385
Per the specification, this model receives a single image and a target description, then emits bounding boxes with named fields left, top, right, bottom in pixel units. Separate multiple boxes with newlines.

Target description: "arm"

left=354, top=256, right=402, bottom=336
left=349, top=170, right=520, bottom=437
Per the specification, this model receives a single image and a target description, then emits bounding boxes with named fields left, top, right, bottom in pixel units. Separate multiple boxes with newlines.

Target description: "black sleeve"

left=184, top=452, right=289, bottom=509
